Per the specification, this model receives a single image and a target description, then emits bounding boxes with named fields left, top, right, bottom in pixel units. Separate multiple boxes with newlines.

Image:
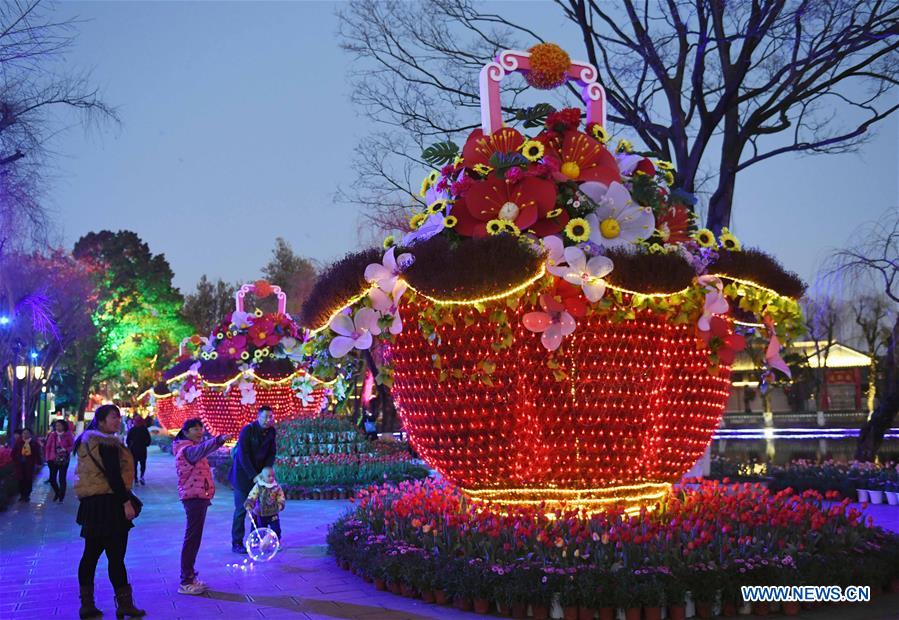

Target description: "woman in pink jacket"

left=173, top=418, right=229, bottom=595
left=45, top=420, right=75, bottom=502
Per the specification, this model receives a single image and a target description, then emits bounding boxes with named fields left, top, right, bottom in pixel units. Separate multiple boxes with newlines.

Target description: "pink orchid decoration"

left=329, top=308, right=381, bottom=358
left=550, top=246, right=613, bottom=303
left=697, top=275, right=729, bottom=331
left=523, top=293, right=577, bottom=351
left=764, top=315, right=792, bottom=378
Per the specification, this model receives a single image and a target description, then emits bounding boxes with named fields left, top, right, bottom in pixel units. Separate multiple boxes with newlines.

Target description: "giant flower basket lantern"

left=144, top=280, right=331, bottom=436
left=300, top=44, right=805, bottom=512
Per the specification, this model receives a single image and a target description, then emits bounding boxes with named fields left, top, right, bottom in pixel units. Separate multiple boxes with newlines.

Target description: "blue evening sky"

left=47, top=2, right=897, bottom=293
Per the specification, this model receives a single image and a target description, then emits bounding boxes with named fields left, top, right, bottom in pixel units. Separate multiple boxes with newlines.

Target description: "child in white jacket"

left=243, top=466, right=286, bottom=541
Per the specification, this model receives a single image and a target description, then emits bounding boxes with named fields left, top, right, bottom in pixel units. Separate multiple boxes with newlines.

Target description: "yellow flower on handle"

left=444, top=215, right=458, bottom=228
left=693, top=228, right=716, bottom=248
left=718, top=227, right=742, bottom=251
left=382, top=235, right=396, bottom=249
left=564, top=217, right=591, bottom=243
left=616, top=139, right=633, bottom=154
left=590, top=125, right=610, bottom=144
left=521, top=140, right=545, bottom=162
left=547, top=208, right=563, bottom=218
left=656, top=160, right=675, bottom=171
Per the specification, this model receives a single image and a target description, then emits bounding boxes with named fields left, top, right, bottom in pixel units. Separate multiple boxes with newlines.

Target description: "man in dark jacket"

left=126, top=416, right=152, bottom=485
left=229, top=406, right=276, bottom=553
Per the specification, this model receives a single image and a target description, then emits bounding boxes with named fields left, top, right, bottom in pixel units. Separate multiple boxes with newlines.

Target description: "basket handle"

left=479, top=49, right=606, bottom=135
left=236, top=280, right=287, bottom=315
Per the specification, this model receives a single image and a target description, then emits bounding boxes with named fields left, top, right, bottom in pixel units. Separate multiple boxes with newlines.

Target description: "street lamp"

left=15, top=365, right=26, bottom=380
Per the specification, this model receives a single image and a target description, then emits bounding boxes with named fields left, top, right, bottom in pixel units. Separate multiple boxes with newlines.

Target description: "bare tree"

left=802, top=294, right=845, bottom=412
left=0, top=0, right=118, bottom=257
left=831, top=214, right=899, bottom=460
left=850, top=294, right=892, bottom=412
left=338, top=0, right=899, bottom=235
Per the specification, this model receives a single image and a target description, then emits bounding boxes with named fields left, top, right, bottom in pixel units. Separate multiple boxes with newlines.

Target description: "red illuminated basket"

left=390, top=296, right=731, bottom=509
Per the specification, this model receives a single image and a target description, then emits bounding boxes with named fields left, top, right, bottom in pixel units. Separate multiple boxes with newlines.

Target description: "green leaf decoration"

left=422, top=141, right=460, bottom=167
left=516, top=103, right=556, bottom=128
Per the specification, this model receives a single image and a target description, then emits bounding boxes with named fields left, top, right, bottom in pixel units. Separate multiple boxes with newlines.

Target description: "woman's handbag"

left=86, top=446, right=143, bottom=519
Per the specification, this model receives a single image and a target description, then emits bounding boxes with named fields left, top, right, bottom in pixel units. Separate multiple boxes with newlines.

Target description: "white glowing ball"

left=245, top=527, right=280, bottom=562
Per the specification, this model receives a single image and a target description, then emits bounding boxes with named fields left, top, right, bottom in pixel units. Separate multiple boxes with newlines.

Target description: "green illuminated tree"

left=71, top=230, right=190, bottom=413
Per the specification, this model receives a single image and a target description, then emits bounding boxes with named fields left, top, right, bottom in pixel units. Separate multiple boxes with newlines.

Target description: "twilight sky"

left=47, top=2, right=898, bottom=294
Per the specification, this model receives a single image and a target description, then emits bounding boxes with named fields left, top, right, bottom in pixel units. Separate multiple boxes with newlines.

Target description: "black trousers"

left=48, top=461, right=69, bottom=499
left=131, top=450, right=147, bottom=478
left=181, top=499, right=209, bottom=583
left=18, top=473, right=33, bottom=499
left=231, top=485, right=251, bottom=548
left=78, top=530, right=130, bottom=589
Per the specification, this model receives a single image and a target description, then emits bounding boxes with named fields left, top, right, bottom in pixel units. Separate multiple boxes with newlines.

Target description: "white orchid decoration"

left=548, top=246, right=614, bottom=303
left=581, top=181, right=655, bottom=248
left=328, top=308, right=381, bottom=358
left=291, top=375, right=316, bottom=405
left=369, top=288, right=403, bottom=335
left=364, top=247, right=414, bottom=298
left=238, top=380, right=257, bottom=405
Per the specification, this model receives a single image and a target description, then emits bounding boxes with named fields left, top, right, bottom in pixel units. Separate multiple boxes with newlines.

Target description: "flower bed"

left=708, top=457, right=899, bottom=503
left=210, top=416, right=430, bottom=496
left=328, top=479, right=899, bottom=615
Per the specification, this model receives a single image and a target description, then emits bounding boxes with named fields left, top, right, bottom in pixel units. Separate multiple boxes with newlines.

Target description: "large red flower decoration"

left=698, top=316, right=746, bottom=365
left=657, top=204, right=692, bottom=244
left=549, top=279, right=589, bottom=317
left=248, top=317, right=279, bottom=348
left=462, top=128, right=525, bottom=170
left=545, top=132, right=620, bottom=185
left=454, top=177, right=557, bottom=238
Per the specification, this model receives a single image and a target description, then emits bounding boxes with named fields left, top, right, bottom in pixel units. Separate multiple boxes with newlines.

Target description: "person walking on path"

left=12, top=428, right=42, bottom=502
left=74, top=404, right=146, bottom=619
left=229, top=406, right=276, bottom=553
left=244, top=466, right=286, bottom=542
left=125, top=416, right=151, bottom=485
left=173, top=418, right=229, bottom=595
left=44, top=420, right=75, bottom=502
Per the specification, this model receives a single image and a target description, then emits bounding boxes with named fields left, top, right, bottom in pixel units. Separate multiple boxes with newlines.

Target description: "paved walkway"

left=1, top=448, right=898, bottom=619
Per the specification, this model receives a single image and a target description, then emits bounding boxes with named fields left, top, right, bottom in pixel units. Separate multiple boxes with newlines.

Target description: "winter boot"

left=113, top=584, right=146, bottom=618
left=79, top=582, right=103, bottom=618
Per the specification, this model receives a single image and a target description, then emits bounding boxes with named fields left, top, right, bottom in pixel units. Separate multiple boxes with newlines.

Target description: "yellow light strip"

left=605, top=282, right=692, bottom=298
left=307, top=285, right=378, bottom=336
left=733, top=319, right=765, bottom=328
left=405, top=264, right=546, bottom=305
left=712, top=273, right=790, bottom=299
left=462, top=483, right=672, bottom=513
left=157, top=367, right=336, bottom=392
left=462, top=481, right=671, bottom=498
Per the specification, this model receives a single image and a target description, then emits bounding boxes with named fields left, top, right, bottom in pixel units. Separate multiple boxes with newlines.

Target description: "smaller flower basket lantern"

left=299, top=44, right=806, bottom=513
left=145, top=280, right=331, bottom=437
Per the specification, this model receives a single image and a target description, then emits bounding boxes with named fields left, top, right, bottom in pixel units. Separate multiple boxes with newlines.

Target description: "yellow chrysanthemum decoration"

left=419, top=176, right=431, bottom=197
left=718, top=227, right=742, bottom=252
left=616, top=139, right=633, bottom=154
left=383, top=235, right=396, bottom=249
left=427, top=199, right=449, bottom=215
left=663, top=170, right=675, bottom=185
left=486, top=219, right=505, bottom=235
left=693, top=228, right=716, bottom=248
left=564, top=217, right=591, bottom=242
left=444, top=215, right=458, bottom=228
left=427, top=170, right=440, bottom=185
left=502, top=220, right=521, bottom=236
left=453, top=155, right=464, bottom=167
left=473, top=163, right=493, bottom=176
left=656, top=160, right=675, bottom=171
left=409, top=212, right=427, bottom=230
left=546, top=208, right=563, bottom=218
left=521, top=140, right=545, bottom=162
